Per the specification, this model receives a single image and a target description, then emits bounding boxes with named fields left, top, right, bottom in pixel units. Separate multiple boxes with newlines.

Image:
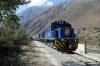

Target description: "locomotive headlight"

left=61, top=39, right=64, bottom=41
left=75, top=39, right=76, bottom=41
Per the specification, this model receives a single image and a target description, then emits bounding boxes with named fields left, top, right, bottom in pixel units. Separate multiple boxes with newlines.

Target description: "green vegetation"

left=78, top=36, right=92, bottom=47
left=94, top=27, right=100, bottom=31
left=0, top=26, right=30, bottom=46
left=83, top=27, right=86, bottom=30
left=78, top=36, right=86, bottom=44
left=0, top=0, right=31, bottom=66
left=96, top=34, right=100, bottom=47
left=79, top=35, right=100, bottom=47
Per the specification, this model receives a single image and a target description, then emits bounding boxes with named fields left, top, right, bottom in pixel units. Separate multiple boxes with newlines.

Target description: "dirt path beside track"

left=21, top=41, right=52, bottom=66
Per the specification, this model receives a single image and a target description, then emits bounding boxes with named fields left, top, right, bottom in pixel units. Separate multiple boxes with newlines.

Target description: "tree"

left=0, top=0, right=31, bottom=45
left=0, top=0, right=30, bottom=28
left=0, top=0, right=31, bottom=65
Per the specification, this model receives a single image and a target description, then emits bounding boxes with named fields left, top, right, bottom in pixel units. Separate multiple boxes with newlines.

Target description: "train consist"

left=33, top=20, right=79, bottom=52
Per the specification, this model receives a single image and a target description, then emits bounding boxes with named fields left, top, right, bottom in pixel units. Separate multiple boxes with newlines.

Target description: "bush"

left=94, top=27, right=100, bottom=32
left=13, top=27, right=30, bottom=45
left=0, top=47, right=30, bottom=66
left=0, top=26, right=30, bottom=46
left=83, top=27, right=86, bottom=30
left=96, top=35, right=100, bottom=47
left=0, top=26, right=31, bottom=66
left=78, top=36, right=86, bottom=44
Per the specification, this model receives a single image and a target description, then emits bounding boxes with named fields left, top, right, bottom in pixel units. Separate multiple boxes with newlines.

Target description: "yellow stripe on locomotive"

left=54, top=38, right=79, bottom=52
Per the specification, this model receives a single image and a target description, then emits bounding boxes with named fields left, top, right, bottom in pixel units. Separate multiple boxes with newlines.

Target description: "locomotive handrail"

left=42, top=38, right=54, bottom=40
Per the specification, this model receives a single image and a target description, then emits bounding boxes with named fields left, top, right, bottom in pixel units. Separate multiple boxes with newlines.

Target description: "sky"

left=16, top=0, right=71, bottom=14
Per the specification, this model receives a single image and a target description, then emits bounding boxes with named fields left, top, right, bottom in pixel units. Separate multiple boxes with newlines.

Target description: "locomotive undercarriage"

left=39, top=38, right=79, bottom=52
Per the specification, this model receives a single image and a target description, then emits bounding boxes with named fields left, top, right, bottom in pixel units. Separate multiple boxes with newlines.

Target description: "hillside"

left=20, top=2, right=70, bottom=36
left=18, top=6, right=51, bottom=22
left=53, top=0, right=100, bottom=29
left=19, top=0, right=100, bottom=37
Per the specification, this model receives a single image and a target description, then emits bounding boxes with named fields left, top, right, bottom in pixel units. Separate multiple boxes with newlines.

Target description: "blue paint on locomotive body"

left=57, top=28, right=75, bottom=38
left=44, top=20, right=75, bottom=39
left=58, top=28, right=69, bottom=38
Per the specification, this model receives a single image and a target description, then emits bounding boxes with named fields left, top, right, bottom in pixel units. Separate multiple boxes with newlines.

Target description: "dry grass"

left=22, top=41, right=51, bottom=66
left=20, top=45, right=30, bottom=52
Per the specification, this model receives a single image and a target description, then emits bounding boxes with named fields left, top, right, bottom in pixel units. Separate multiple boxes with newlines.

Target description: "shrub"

left=96, top=35, right=100, bottom=47
left=0, top=26, right=30, bottom=47
left=0, top=26, right=31, bottom=66
left=83, top=27, right=86, bottom=30
left=78, top=36, right=86, bottom=44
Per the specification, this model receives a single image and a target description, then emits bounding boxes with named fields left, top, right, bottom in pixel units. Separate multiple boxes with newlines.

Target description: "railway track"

left=36, top=41, right=100, bottom=66
left=65, top=52, right=100, bottom=66
left=46, top=42, right=100, bottom=66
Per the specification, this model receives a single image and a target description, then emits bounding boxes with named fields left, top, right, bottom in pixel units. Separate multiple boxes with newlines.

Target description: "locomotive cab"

left=51, top=21, right=76, bottom=38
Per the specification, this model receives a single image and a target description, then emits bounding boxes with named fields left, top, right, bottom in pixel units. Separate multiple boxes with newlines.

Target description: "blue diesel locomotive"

left=34, top=20, right=79, bottom=52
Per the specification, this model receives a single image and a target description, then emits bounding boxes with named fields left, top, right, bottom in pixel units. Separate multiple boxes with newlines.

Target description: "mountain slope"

left=21, top=2, right=70, bottom=36
left=18, top=6, right=50, bottom=22
left=20, top=0, right=100, bottom=36
left=52, top=0, right=100, bottom=29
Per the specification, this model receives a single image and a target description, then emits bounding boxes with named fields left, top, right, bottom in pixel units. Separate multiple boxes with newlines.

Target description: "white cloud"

left=28, top=0, right=48, bottom=7
left=46, top=2, right=54, bottom=6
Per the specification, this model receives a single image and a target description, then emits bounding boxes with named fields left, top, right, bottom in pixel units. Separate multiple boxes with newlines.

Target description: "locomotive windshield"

left=51, top=24, right=69, bottom=30
left=51, top=21, right=71, bottom=31
left=56, top=24, right=66, bottom=28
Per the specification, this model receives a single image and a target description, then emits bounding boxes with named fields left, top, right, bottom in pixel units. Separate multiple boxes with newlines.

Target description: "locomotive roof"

left=44, top=20, right=72, bottom=31
left=52, top=20, right=72, bottom=27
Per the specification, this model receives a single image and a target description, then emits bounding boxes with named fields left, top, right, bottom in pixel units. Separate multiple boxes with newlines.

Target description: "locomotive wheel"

left=44, top=41, right=47, bottom=45
left=42, top=40, right=43, bottom=43
left=49, top=42, right=53, bottom=48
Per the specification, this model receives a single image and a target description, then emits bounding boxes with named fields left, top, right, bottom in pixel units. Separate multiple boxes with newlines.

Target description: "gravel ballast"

left=26, top=41, right=100, bottom=66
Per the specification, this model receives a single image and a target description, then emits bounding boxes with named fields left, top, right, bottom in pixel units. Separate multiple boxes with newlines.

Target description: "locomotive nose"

left=65, top=28, right=70, bottom=36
